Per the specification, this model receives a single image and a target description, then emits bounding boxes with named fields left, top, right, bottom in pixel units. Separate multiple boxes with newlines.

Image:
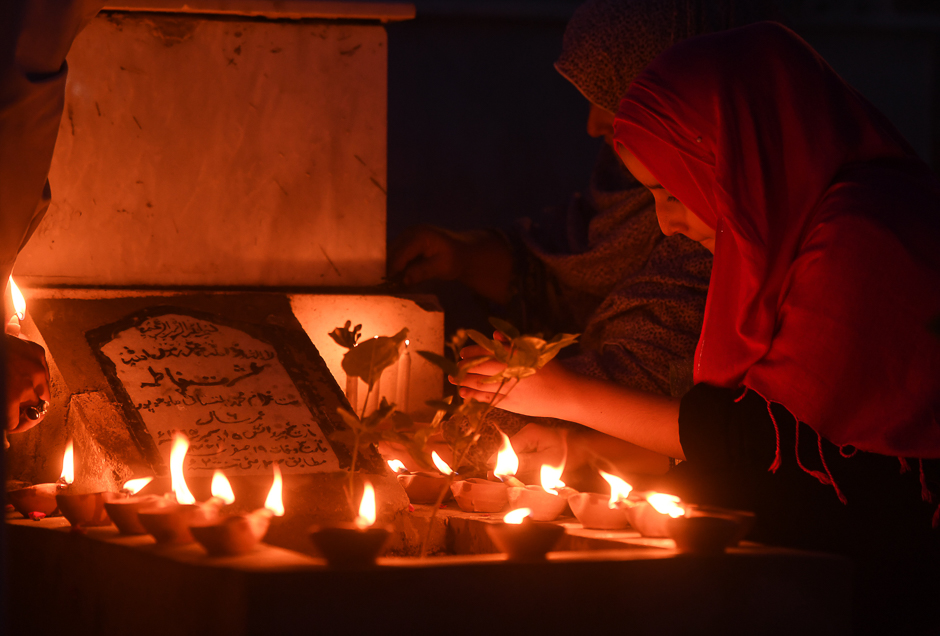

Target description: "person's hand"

left=388, top=225, right=468, bottom=286
left=5, top=334, right=51, bottom=441
left=388, top=226, right=514, bottom=304
left=450, top=343, right=574, bottom=419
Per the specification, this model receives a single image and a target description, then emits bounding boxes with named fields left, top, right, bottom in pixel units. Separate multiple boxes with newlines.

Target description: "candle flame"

left=387, top=459, right=408, bottom=474
left=265, top=463, right=284, bottom=516
left=539, top=461, right=566, bottom=496
left=59, top=440, right=74, bottom=484
left=493, top=432, right=518, bottom=482
left=431, top=451, right=453, bottom=475
left=354, top=480, right=376, bottom=529
left=9, top=276, right=25, bottom=320
left=599, top=471, right=633, bottom=509
left=405, top=339, right=410, bottom=346
left=504, top=508, right=531, bottom=524
left=123, top=477, right=153, bottom=495
left=169, top=433, right=195, bottom=505
left=211, top=470, right=236, bottom=505
left=646, top=492, right=686, bottom=518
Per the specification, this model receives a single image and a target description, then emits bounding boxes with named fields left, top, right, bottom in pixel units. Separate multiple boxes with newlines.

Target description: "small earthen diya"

left=190, top=466, right=285, bottom=557
left=451, top=433, right=523, bottom=513
left=451, top=478, right=508, bottom=513
left=505, top=461, right=574, bottom=521
left=52, top=440, right=117, bottom=528
left=310, top=480, right=391, bottom=568
left=486, top=507, right=566, bottom=561
left=667, top=505, right=756, bottom=555
left=103, top=477, right=158, bottom=535
left=625, top=493, right=687, bottom=538
left=138, top=500, right=217, bottom=544
left=568, top=492, right=629, bottom=530
left=6, top=483, right=60, bottom=519
left=56, top=490, right=119, bottom=528
left=139, top=432, right=216, bottom=544
left=388, top=458, right=453, bottom=505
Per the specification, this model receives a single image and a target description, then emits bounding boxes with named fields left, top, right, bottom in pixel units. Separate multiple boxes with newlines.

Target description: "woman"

left=458, top=22, right=940, bottom=631
left=388, top=0, right=774, bottom=476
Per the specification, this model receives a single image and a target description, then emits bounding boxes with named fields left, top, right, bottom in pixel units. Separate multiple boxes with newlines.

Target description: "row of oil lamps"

left=6, top=435, right=290, bottom=557
left=388, top=431, right=755, bottom=560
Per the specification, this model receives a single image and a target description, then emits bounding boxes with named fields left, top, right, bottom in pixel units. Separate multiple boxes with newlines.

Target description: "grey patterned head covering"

left=555, top=0, right=776, bottom=112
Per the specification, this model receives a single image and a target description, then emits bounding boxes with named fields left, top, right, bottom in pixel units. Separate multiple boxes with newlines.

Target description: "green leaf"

left=417, top=350, right=459, bottom=378
left=466, top=329, right=497, bottom=352
left=488, top=317, right=520, bottom=340
left=341, top=328, right=409, bottom=387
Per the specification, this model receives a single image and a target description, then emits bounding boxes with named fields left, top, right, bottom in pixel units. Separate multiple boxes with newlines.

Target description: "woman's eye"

left=667, top=196, right=680, bottom=203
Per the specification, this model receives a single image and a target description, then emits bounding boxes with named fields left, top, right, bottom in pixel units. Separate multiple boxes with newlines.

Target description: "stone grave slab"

left=7, top=292, right=408, bottom=553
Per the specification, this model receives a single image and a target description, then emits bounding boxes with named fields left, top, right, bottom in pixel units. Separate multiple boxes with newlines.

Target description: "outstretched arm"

left=453, top=346, right=685, bottom=460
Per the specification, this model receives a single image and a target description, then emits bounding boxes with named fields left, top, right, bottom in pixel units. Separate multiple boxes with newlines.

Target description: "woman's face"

left=617, top=146, right=715, bottom=253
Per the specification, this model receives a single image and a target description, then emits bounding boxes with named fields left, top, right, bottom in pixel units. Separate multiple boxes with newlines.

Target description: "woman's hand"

left=450, top=343, right=576, bottom=419
left=5, top=334, right=51, bottom=440
left=387, top=226, right=514, bottom=304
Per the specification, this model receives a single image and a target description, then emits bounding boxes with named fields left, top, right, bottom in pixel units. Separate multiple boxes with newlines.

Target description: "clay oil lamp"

left=102, top=477, right=159, bottom=534
left=666, top=505, right=756, bottom=555
left=6, top=438, right=71, bottom=520
left=451, top=434, right=516, bottom=513
left=568, top=471, right=633, bottom=530
left=389, top=458, right=452, bottom=505
left=310, top=480, right=392, bottom=568
left=625, top=492, right=687, bottom=538
left=486, top=507, right=566, bottom=562
left=137, top=433, right=217, bottom=544
left=54, top=440, right=118, bottom=528
left=190, top=466, right=286, bottom=556
left=506, top=460, right=576, bottom=522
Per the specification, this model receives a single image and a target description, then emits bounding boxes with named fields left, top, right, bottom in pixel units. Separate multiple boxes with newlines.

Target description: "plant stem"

left=418, top=378, right=510, bottom=558
left=347, top=382, right=373, bottom=517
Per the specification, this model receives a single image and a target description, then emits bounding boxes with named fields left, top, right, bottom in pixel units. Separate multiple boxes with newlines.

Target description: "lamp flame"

left=59, top=440, right=74, bottom=485
left=599, top=471, right=633, bottom=509
left=9, top=276, right=25, bottom=320
left=493, top=432, right=518, bottom=482
left=431, top=451, right=453, bottom=475
left=169, top=433, right=195, bottom=505
left=539, top=461, right=566, bottom=496
left=646, top=492, right=686, bottom=518
left=387, top=459, right=408, bottom=474
left=123, top=477, right=152, bottom=495
left=354, top=480, right=376, bottom=529
left=211, top=470, right=236, bottom=505
left=504, top=508, right=531, bottom=524
left=264, top=464, right=284, bottom=516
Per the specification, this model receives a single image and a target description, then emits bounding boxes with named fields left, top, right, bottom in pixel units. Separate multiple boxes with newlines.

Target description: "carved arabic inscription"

left=99, top=314, right=340, bottom=474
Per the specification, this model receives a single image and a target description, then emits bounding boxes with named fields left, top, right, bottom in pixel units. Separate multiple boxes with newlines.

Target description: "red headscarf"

left=614, top=22, right=940, bottom=458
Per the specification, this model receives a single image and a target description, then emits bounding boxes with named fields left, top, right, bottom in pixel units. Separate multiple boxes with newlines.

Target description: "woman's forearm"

left=544, top=371, right=685, bottom=460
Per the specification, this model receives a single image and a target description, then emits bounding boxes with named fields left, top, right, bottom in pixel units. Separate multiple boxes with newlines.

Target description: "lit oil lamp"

left=190, top=466, right=286, bottom=556
left=568, top=470, right=632, bottom=530
left=666, top=505, right=756, bottom=555
left=506, top=460, right=576, bottom=521
left=309, top=480, right=392, bottom=568
left=624, top=492, right=686, bottom=538
left=390, top=456, right=453, bottom=505
left=103, top=477, right=159, bottom=534
left=137, top=433, right=217, bottom=544
left=54, top=440, right=118, bottom=528
left=451, top=434, right=517, bottom=513
left=6, top=439, right=73, bottom=519
left=485, top=507, right=566, bottom=562
left=6, top=275, right=25, bottom=337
